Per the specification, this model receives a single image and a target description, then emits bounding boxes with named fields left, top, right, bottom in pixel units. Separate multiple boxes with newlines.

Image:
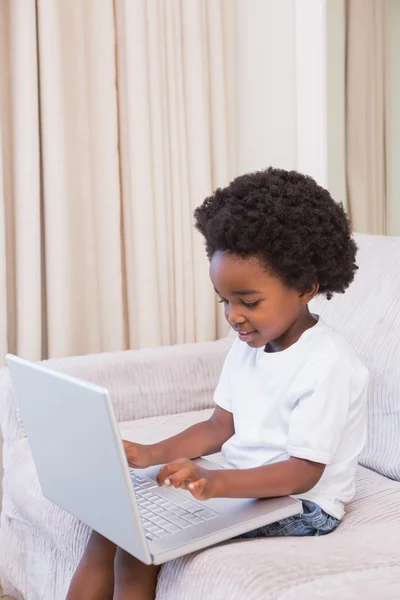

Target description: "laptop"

left=6, top=354, right=302, bottom=565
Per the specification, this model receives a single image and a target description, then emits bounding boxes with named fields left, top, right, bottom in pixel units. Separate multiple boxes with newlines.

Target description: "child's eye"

left=218, top=298, right=229, bottom=305
left=242, top=301, right=260, bottom=309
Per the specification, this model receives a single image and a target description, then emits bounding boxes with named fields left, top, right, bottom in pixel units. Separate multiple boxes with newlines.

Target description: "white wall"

left=235, top=0, right=297, bottom=174
left=235, top=0, right=347, bottom=207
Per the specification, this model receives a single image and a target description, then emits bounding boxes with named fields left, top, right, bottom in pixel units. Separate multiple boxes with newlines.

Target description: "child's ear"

left=299, top=283, right=319, bottom=303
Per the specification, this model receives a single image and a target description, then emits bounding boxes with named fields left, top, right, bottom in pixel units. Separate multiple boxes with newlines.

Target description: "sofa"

left=0, top=232, right=400, bottom=600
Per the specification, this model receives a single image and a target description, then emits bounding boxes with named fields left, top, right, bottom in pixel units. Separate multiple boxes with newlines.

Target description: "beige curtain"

left=345, top=0, right=390, bottom=234
left=0, top=0, right=234, bottom=361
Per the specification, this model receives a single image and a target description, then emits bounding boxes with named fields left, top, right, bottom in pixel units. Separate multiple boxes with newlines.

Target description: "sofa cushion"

left=3, top=410, right=400, bottom=566
left=155, top=524, right=400, bottom=600
left=3, top=407, right=400, bottom=600
left=310, top=233, right=400, bottom=482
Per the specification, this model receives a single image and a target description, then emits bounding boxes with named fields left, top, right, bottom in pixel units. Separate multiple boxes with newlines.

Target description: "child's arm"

left=123, top=406, right=234, bottom=468
left=213, top=457, right=325, bottom=498
left=157, top=456, right=325, bottom=500
left=152, top=406, right=234, bottom=463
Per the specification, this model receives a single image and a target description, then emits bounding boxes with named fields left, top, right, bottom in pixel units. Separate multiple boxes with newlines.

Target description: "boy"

left=67, top=168, right=368, bottom=600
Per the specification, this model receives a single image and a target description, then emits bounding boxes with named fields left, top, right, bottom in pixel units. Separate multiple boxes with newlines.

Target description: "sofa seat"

left=2, top=408, right=400, bottom=600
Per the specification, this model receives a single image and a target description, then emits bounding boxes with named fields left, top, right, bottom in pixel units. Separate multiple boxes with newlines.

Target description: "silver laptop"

left=6, top=354, right=301, bottom=565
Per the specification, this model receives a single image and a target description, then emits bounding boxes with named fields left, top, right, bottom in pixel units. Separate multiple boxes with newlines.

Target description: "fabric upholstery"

left=311, top=233, right=400, bottom=481
left=1, top=408, right=400, bottom=600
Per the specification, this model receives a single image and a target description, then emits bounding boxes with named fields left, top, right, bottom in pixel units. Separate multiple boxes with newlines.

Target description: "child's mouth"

left=237, top=330, right=257, bottom=342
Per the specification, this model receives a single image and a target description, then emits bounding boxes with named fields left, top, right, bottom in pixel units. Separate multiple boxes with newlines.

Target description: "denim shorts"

left=235, top=500, right=339, bottom=539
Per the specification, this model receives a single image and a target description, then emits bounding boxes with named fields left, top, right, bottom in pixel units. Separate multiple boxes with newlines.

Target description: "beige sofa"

left=1, top=232, right=400, bottom=600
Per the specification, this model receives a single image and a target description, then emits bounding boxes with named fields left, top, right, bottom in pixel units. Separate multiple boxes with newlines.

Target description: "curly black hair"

left=194, top=167, right=358, bottom=300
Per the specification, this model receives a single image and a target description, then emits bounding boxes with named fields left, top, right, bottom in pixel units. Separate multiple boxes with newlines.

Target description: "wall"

left=235, top=0, right=297, bottom=174
left=235, top=0, right=347, bottom=207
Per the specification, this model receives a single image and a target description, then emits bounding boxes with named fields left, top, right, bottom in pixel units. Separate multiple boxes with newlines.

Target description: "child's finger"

left=156, top=463, right=181, bottom=485
left=188, top=478, right=207, bottom=496
left=166, top=467, right=193, bottom=488
left=156, top=458, right=191, bottom=485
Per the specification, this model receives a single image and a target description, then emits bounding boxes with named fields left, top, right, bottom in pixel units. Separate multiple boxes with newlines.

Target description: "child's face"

left=210, top=251, right=314, bottom=349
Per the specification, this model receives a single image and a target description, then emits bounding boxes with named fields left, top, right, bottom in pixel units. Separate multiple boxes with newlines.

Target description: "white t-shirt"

left=214, top=316, right=369, bottom=520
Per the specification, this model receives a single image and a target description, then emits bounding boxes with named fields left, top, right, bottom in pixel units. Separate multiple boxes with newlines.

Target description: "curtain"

left=345, top=0, right=390, bottom=234
left=0, top=0, right=234, bottom=361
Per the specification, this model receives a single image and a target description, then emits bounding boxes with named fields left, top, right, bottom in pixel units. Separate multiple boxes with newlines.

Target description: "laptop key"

left=164, top=514, right=192, bottom=528
left=156, top=516, right=175, bottom=529
left=141, top=500, right=152, bottom=508
left=153, top=497, right=166, bottom=506
left=180, top=502, right=204, bottom=513
left=168, top=506, right=190, bottom=517
left=151, top=506, right=165, bottom=515
left=146, top=514, right=163, bottom=523
left=148, top=515, right=171, bottom=529
left=145, top=532, right=156, bottom=540
left=141, top=511, right=153, bottom=520
left=147, top=494, right=160, bottom=502
left=134, top=476, right=147, bottom=483
left=154, top=528, right=170, bottom=538
left=156, top=498, right=170, bottom=507
left=184, top=515, right=203, bottom=524
left=193, top=508, right=217, bottom=520
left=163, top=522, right=180, bottom=534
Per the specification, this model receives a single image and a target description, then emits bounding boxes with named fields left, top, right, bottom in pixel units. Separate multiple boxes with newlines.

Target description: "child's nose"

left=225, top=304, right=245, bottom=326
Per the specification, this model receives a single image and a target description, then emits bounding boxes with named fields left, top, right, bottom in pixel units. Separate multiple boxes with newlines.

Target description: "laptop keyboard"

left=131, top=472, right=218, bottom=541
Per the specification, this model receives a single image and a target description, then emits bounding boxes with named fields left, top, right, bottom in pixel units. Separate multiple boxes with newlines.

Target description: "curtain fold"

left=0, top=1, right=42, bottom=361
left=36, top=0, right=126, bottom=358
left=0, top=0, right=234, bottom=360
left=345, top=0, right=390, bottom=234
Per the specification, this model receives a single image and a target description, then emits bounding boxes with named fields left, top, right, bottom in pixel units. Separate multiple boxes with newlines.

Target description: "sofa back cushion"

left=310, top=233, right=400, bottom=481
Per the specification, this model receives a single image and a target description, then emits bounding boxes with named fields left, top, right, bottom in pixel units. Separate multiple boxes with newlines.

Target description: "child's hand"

left=156, top=458, right=218, bottom=501
left=122, top=440, right=153, bottom=469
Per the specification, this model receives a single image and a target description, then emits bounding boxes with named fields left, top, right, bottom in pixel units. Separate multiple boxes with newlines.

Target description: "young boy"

left=67, top=168, right=368, bottom=600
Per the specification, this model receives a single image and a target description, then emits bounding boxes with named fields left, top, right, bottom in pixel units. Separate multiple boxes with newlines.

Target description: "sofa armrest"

left=0, top=339, right=232, bottom=449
